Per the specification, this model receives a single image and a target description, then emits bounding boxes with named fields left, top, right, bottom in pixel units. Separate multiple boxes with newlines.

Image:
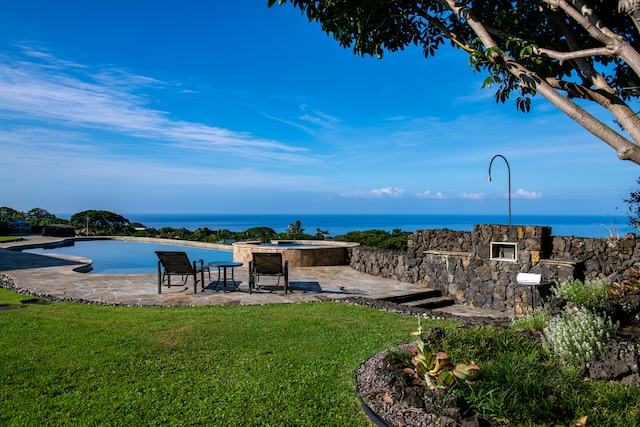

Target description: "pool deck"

left=0, top=235, right=510, bottom=321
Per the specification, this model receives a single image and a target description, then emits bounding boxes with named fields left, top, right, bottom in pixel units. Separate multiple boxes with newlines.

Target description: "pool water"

left=24, top=240, right=233, bottom=274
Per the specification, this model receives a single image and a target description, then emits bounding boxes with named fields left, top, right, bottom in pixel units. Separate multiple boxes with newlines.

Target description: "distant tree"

left=69, top=210, right=129, bottom=235
left=390, top=228, right=406, bottom=238
left=287, top=220, right=304, bottom=234
left=201, top=229, right=239, bottom=243
left=0, top=207, right=24, bottom=235
left=158, top=227, right=192, bottom=240
left=334, top=229, right=410, bottom=251
left=125, top=222, right=155, bottom=237
left=274, top=231, right=316, bottom=240
left=270, top=0, right=640, bottom=165
left=0, top=206, right=22, bottom=220
left=25, top=208, right=58, bottom=226
left=315, top=227, right=330, bottom=239
left=189, top=227, right=213, bottom=242
left=243, top=226, right=277, bottom=242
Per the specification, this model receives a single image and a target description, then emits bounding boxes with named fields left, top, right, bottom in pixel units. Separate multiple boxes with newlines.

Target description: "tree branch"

left=546, top=77, right=609, bottom=101
left=441, top=0, right=640, bottom=163
left=544, top=0, right=622, bottom=43
left=535, top=70, right=640, bottom=162
left=542, top=5, right=612, bottom=92
left=413, top=3, right=452, bottom=38
left=544, top=0, right=640, bottom=93
left=545, top=77, right=640, bottom=144
left=536, top=46, right=617, bottom=62
left=544, top=0, right=640, bottom=79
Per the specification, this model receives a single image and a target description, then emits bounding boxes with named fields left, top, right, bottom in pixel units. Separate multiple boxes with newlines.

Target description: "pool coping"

left=0, top=235, right=427, bottom=308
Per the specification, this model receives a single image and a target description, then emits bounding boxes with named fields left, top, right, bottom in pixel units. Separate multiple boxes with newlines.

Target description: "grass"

left=510, top=308, right=549, bottom=331
left=0, top=289, right=419, bottom=426
left=0, top=236, right=22, bottom=243
left=1, top=288, right=639, bottom=426
left=0, top=290, right=47, bottom=307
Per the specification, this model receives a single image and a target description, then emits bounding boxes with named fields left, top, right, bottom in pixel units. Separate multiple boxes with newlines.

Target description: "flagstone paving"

left=0, top=235, right=510, bottom=321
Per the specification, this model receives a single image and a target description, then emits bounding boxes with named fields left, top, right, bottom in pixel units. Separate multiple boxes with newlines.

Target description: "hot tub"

left=232, top=240, right=358, bottom=267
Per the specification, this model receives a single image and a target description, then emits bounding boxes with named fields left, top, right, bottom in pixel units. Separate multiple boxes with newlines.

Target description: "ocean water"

left=116, top=213, right=634, bottom=239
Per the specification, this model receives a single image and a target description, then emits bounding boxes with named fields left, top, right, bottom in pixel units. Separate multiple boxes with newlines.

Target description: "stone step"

left=371, top=288, right=442, bottom=303
left=370, top=288, right=456, bottom=310
left=401, top=295, right=456, bottom=309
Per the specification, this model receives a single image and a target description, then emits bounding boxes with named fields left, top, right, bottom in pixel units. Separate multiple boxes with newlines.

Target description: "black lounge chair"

left=155, top=251, right=210, bottom=294
left=248, top=252, right=289, bottom=294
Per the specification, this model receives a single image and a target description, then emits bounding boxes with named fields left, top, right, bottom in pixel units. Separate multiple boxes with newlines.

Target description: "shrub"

left=552, top=279, right=610, bottom=311
left=273, top=232, right=316, bottom=241
left=543, top=309, right=618, bottom=366
left=334, top=228, right=410, bottom=251
left=243, top=226, right=277, bottom=241
left=511, top=309, right=549, bottom=331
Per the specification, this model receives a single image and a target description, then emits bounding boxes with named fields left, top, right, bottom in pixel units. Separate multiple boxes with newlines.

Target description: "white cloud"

left=300, top=110, right=342, bottom=128
left=340, top=187, right=405, bottom=198
left=372, top=187, right=405, bottom=197
left=0, top=47, right=315, bottom=164
left=416, top=190, right=446, bottom=199
left=460, top=192, right=486, bottom=200
left=513, top=188, right=543, bottom=199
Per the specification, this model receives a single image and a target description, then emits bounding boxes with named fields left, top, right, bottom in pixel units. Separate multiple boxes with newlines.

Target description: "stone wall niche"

left=472, top=224, right=551, bottom=269
left=490, top=242, right=517, bottom=262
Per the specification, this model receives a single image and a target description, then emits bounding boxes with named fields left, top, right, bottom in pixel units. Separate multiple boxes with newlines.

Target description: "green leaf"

left=482, top=76, right=494, bottom=88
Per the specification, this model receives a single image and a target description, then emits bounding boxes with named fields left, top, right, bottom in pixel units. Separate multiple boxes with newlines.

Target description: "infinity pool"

left=24, top=240, right=233, bottom=274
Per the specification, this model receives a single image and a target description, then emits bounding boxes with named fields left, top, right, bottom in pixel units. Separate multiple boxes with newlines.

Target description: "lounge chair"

left=248, top=252, right=289, bottom=294
left=155, top=251, right=210, bottom=294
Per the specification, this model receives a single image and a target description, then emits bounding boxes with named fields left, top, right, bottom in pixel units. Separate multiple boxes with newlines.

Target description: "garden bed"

left=353, top=290, right=640, bottom=426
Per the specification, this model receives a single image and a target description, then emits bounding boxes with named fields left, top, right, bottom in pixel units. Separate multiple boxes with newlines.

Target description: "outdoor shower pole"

left=488, top=154, right=511, bottom=226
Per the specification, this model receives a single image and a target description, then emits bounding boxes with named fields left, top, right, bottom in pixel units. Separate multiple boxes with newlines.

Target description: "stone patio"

left=0, top=235, right=510, bottom=321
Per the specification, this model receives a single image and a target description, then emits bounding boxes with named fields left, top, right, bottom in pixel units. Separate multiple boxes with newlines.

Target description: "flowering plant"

left=543, top=309, right=618, bottom=366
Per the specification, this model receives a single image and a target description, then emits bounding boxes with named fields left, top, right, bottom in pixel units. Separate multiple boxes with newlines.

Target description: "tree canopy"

left=270, top=0, right=640, bottom=165
left=25, top=208, right=57, bottom=226
left=69, top=210, right=129, bottom=234
left=0, top=207, right=22, bottom=220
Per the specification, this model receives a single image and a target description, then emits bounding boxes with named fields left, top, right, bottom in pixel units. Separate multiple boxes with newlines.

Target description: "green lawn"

left=0, top=289, right=419, bottom=426
left=1, top=288, right=639, bottom=426
left=0, top=236, right=22, bottom=243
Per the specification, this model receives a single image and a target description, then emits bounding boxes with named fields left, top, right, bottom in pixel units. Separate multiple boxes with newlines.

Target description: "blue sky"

left=1, top=1, right=638, bottom=217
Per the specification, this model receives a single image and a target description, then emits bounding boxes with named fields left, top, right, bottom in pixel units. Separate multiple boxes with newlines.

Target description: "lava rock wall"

left=349, top=224, right=640, bottom=313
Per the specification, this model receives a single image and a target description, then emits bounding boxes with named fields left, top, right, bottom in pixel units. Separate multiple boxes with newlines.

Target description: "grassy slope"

left=0, top=290, right=419, bottom=426
left=2, top=288, right=639, bottom=426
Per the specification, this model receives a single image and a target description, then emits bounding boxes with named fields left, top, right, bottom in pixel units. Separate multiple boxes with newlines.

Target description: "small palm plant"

left=287, top=220, right=304, bottom=234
